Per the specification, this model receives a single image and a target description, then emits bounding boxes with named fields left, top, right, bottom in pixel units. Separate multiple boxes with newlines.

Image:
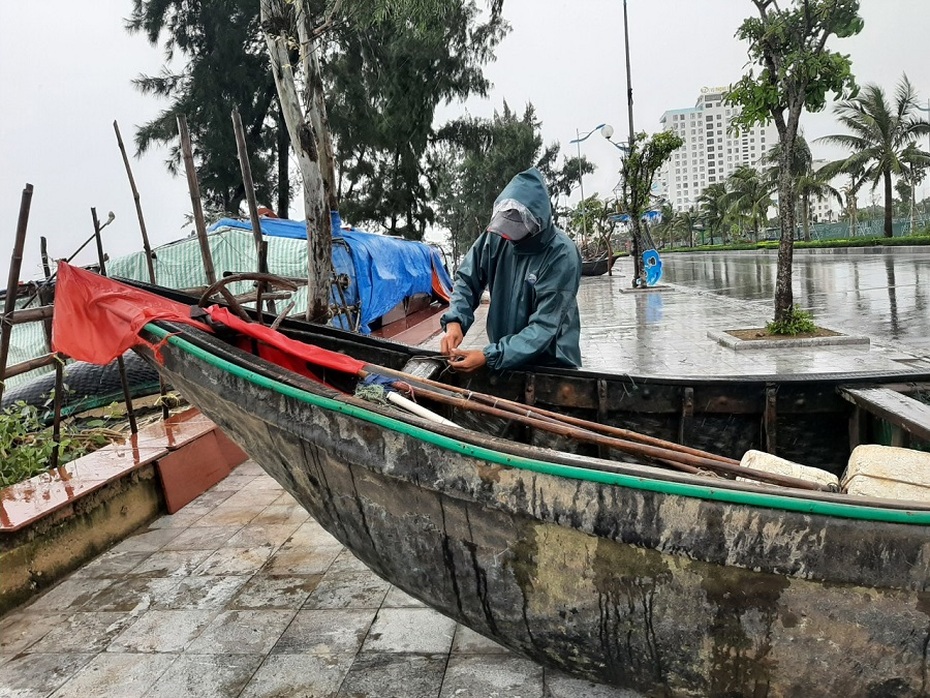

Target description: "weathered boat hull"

left=138, top=321, right=930, bottom=697
left=122, top=276, right=930, bottom=477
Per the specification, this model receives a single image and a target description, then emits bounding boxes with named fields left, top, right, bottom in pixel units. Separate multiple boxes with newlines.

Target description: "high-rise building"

left=658, top=87, right=778, bottom=213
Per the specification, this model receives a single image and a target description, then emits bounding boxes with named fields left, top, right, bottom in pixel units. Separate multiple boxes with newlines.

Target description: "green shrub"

left=766, top=307, right=817, bottom=336
left=0, top=401, right=114, bottom=488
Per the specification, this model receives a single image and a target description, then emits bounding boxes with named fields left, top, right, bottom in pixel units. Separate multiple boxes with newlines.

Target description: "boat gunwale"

left=142, top=320, right=930, bottom=524
left=117, top=276, right=930, bottom=387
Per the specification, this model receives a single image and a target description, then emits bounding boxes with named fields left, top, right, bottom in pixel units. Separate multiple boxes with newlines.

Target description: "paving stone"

left=381, top=585, right=427, bottom=608
left=303, top=570, right=390, bottom=610
left=249, top=503, right=312, bottom=527
left=262, top=544, right=342, bottom=575
left=190, top=505, right=262, bottom=527
left=107, top=526, right=183, bottom=553
left=439, top=653, right=544, bottom=698
left=362, top=607, right=456, bottom=654
left=29, top=611, right=139, bottom=652
left=336, top=651, right=445, bottom=698
left=48, top=652, right=177, bottom=698
left=70, top=549, right=153, bottom=578
left=0, top=611, right=63, bottom=654
left=160, top=525, right=241, bottom=551
left=106, top=609, right=216, bottom=653
left=125, top=549, right=214, bottom=578
left=238, top=653, right=353, bottom=698
left=150, top=574, right=250, bottom=610
left=139, top=653, right=263, bottom=698
left=0, top=652, right=94, bottom=698
left=24, top=576, right=115, bottom=612
left=186, top=609, right=297, bottom=655
left=451, top=624, right=513, bottom=655
left=229, top=574, right=323, bottom=610
left=543, top=669, right=645, bottom=698
left=223, top=522, right=303, bottom=549
left=194, top=545, right=277, bottom=576
left=270, top=608, right=373, bottom=655
left=327, top=549, right=374, bottom=575
left=83, top=576, right=180, bottom=613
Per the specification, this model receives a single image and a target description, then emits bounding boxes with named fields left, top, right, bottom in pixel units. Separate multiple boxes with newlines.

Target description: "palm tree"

left=725, top=166, right=773, bottom=242
left=763, top=134, right=841, bottom=241
left=817, top=74, right=930, bottom=237
left=670, top=208, right=698, bottom=248
left=698, top=183, right=729, bottom=245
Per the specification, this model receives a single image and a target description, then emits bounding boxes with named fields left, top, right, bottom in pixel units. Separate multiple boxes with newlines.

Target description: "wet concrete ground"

left=3, top=248, right=929, bottom=697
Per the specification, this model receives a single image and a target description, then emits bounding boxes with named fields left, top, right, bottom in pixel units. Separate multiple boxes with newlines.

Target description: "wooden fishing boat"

left=54, top=264, right=930, bottom=697
left=581, top=253, right=622, bottom=277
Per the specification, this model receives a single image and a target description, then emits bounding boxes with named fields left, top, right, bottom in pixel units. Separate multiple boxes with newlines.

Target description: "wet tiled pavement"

left=424, top=248, right=930, bottom=378
left=0, top=460, right=639, bottom=698
left=4, top=249, right=930, bottom=697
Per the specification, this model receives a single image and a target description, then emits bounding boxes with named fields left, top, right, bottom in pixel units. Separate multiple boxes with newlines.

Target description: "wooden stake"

left=92, top=207, right=137, bottom=434
left=177, top=115, right=217, bottom=286
left=113, top=120, right=157, bottom=284
left=232, top=107, right=275, bottom=315
left=0, top=184, right=34, bottom=404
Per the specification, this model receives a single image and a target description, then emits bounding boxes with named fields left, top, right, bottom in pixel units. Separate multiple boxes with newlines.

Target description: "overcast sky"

left=2, top=0, right=928, bottom=284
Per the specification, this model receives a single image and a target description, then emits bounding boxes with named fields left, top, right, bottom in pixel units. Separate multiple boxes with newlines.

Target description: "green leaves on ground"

left=0, top=402, right=120, bottom=488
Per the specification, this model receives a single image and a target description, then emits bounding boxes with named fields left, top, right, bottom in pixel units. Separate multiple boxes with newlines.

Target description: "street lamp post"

left=570, top=123, right=615, bottom=252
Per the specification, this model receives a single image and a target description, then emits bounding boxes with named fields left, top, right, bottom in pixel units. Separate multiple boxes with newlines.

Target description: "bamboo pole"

left=114, top=121, right=172, bottom=419
left=38, top=237, right=54, bottom=347
left=92, top=207, right=137, bottom=434
left=113, top=120, right=157, bottom=284
left=232, top=107, right=275, bottom=316
left=394, top=382, right=827, bottom=490
left=370, top=362, right=740, bottom=466
left=0, top=184, right=34, bottom=404
left=177, top=115, right=217, bottom=286
left=49, top=359, right=64, bottom=470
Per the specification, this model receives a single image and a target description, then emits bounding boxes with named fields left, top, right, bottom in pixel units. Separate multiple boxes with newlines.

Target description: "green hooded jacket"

left=441, top=168, right=582, bottom=370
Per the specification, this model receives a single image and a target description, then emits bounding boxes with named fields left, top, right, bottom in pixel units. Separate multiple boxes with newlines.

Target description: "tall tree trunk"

left=883, top=168, right=893, bottom=238
left=276, top=105, right=290, bottom=218
left=802, top=195, right=811, bottom=241
left=261, top=0, right=332, bottom=322
left=774, top=142, right=797, bottom=325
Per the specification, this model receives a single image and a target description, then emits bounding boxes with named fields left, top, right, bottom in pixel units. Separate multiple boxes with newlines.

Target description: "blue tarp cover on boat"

left=210, top=215, right=452, bottom=333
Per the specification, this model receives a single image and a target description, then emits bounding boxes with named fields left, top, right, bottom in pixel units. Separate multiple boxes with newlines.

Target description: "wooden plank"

left=839, top=387, right=930, bottom=444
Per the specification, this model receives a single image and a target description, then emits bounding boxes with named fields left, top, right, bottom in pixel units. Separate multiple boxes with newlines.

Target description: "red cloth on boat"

left=52, top=261, right=212, bottom=364
left=205, top=306, right=365, bottom=376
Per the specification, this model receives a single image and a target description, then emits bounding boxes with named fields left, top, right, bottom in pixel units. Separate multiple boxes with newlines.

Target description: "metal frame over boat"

left=58, top=269, right=930, bottom=696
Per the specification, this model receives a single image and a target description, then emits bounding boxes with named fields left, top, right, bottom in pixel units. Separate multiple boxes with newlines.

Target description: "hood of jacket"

left=493, top=168, right=556, bottom=253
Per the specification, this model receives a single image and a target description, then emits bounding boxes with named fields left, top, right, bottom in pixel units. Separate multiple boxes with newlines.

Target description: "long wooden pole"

left=92, top=207, right=138, bottom=434
left=113, top=120, right=157, bottom=284
left=232, top=107, right=275, bottom=316
left=177, top=115, right=217, bottom=286
left=0, top=184, right=34, bottom=404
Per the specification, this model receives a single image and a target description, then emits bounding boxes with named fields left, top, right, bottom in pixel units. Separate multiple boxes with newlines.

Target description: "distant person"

left=440, top=167, right=582, bottom=373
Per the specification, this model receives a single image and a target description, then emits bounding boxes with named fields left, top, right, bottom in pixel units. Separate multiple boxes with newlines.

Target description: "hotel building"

left=658, top=87, right=779, bottom=213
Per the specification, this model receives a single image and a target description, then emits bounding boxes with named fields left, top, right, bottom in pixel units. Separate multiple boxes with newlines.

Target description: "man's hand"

left=448, top=348, right=486, bottom=373
left=441, top=322, right=464, bottom=355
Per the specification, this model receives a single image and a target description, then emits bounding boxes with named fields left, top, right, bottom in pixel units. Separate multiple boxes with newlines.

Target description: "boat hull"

left=141, top=328, right=930, bottom=697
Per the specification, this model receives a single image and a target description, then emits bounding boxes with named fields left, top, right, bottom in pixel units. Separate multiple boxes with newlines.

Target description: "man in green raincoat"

left=440, top=167, right=582, bottom=373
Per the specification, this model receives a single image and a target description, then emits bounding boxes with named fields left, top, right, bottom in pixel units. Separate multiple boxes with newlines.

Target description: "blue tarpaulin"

left=209, top=214, right=452, bottom=333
